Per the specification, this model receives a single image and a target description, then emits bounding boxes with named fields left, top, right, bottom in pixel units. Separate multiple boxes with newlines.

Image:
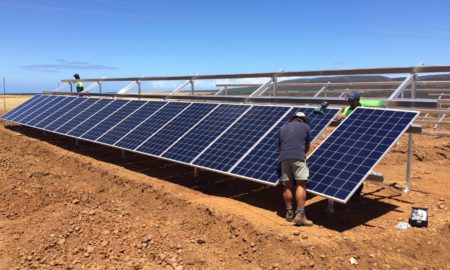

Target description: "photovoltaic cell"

left=231, top=108, right=340, bottom=184
left=114, top=102, right=190, bottom=150
left=194, top=106, right=290, bottom=172
left=26, top=96, right=70, bottom=126
left=69, top=99, right=126, bottom=138
left=162, top=104, right=250, bottom=163
left=14, top=95, right=61, bottom=124
left=306, top=107, right=419, bottom=203
left=136, top=103, right=218, bottom=156
left=81, top=99, right=143, bottom=141
left=55, top=98, right=113, bottom=134
left=44, top=98, right=97, bottom=132
left=33, top=97, right=79, bottom=129
left=97, top=101, right=167, bottom=145
left=0, top=95, right=42, bottom=120
left=10, top=95, right=53, bottom=122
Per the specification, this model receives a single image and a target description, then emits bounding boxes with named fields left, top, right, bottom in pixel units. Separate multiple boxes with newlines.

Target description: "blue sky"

left=1, top=0, right=450, bottom=93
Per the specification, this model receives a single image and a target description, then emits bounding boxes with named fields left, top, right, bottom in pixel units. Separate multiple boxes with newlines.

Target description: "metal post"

left=193, top=167, right=198, bottom=177
left=2, top=77, right=6, bottom=113
left=190, top=79, right=194, bottom=95
left=121, top=150, right=126, bottom=159
left=75, top=139, right=79, bottom=146
left=404, top=133, right=413, bottom=192
left=98, top=81, right=102, bottom=94
left=137, top=81, right=141, bottom=99
left=326, top=199, right=335, bottom=214
left=70, top=82, right=73, bottom=93
left=411, top=73, right=416, bottom=99
left=272, top=77, right=277, bottom=96
left=225, top=86, right=228, bottom=95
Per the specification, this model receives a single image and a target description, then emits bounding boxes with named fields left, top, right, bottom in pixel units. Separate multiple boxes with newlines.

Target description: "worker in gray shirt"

left=278, top=111, right=313, bottom=226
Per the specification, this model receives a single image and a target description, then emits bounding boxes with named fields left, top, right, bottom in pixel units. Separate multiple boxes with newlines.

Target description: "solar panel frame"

left=25, top=96, right=70, bottom=126
left=306, top=107, right=419, bottom=203
left=96, top=101, right=168, bottom=146
left=135, top=103, right=219, bottom=156
left=9, top=95, right=53, bottom=122
left=192, top=105, right=291, bottom=172
left=161, top=104, right=251, bottom=163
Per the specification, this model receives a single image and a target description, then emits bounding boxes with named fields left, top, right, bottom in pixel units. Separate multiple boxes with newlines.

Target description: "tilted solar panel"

left=97, top=101, right=167, bottom=145
left=69, top=99, right=127, bottom=138
left=26, top=96, right=70, bottom=126
left=81, top=100, right=143, bottom=141
left=10, top=95, right=53, bottom=122
left=18, top=96, right=63, bottom=124
left=231, top=108, right=340, bottom=185
left=193, top=106, right=291, bottom=172
left=33, top=97, right=79, bottom=129
left=306, top=107, right=419, bottom=203
left=55, top=98, right=113, bottom=134
left=136, top=103, right=218, bottom=156
left=44, top=98, right=98, bottom=132
left=1, top=95, right=42, bottom=121
left=161, top=104, right=250, bottom=163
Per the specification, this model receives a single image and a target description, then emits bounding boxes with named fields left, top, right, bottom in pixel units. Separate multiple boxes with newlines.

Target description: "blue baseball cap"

left=347, top=92, right=360, bottom=100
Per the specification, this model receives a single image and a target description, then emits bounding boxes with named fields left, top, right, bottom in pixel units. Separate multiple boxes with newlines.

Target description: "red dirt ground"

left=0, top=120, right=449, bottom=269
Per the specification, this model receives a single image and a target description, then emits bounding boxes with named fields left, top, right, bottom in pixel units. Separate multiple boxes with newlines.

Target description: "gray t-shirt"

left=278, top=120, right=311, bottom=161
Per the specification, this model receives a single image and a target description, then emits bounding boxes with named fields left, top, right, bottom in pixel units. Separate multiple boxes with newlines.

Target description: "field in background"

left=0, top=95, right=33, bottom=115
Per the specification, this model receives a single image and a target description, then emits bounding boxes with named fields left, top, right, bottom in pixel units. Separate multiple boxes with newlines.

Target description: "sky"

left=1, top=0, right=450, bottom=93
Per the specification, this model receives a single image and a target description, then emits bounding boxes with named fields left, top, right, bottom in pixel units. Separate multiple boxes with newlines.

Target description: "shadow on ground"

left=7, top=124, right=401, bottom=232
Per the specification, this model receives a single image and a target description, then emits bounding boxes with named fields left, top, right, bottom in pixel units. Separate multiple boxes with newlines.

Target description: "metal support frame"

left=313, top=82, right=331, bottom=97
left=248, top=78, right=273, bottom=97
left=434, top=114, right=446, bottom=130
left=388, top=73, right=415, bottom=100
left=193, top=168, right=199, bottom=178
left=169, top=80, right=192, bottom=96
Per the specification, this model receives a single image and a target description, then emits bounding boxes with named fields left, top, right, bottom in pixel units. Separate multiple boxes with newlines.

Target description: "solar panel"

left=19, top=96, right=67, bottom=125
left=81, top=99, right=143, bottom=141
left=32, top=97, right=79, bottom=129
left=26, top=96, right=70, bottom=126
left=231, top=107, right=340, bottom=185
left=69, top=99, right=127, bottom=138
left=55, top=98, right=113, bottom=134
left=114, top=102, right=190, bottom=150
left=161, top=104, right=250, bottom=163
left=136, top=103, right=218, bottom=156
left=9, top=95, right=53, bottom=122
left=44, top=98, right=97, bottom=131
left=306, top=107, right=419, bottom=203
left=97, top=101, right=167, bottom=145
left=0, top=95, right=42, bottom=121
left=193, top=106, right=291, bottom=172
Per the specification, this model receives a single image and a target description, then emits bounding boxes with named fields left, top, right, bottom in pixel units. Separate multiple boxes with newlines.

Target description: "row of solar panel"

left=0, top=95, right=340, bottom=185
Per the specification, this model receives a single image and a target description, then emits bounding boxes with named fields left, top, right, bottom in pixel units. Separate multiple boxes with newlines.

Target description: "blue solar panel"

left=114, top=102, right=190, bottom=150
left=20, top=96, right=67, bottom=125
left=81, top=99, right=143, bottom=141
left=97, top=101, right=167, bottom=145
left=231, top=108, right=340, bottom=185
left=136, top=103, right=218, bottom=156
left=1, top=95, right=42, bottom=121
left=9, top=95, right=53, bottom=122
left=193, top=106, right=290, bottom=172
left=306, top=108, right=419, bottom=203
left=44, top=98, right=98, bottom=132
left=26, top=96, right=70, bottom=126
left=55, top=98, right=113, bottom=134
left=69, top=99, right=126, bottom=138
left=32, top=97, right=79, bottom=129
left=162, top=104, right=250, bottom=163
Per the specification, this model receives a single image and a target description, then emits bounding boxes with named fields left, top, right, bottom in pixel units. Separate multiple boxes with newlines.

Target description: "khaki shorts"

left=280, top=159, right=309, bottom=183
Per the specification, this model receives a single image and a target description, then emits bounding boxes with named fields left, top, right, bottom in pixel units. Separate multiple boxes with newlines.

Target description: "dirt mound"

left=0, top=122, right=449, bottom=270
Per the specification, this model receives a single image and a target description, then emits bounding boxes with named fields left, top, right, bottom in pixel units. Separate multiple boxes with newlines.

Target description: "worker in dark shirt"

left=278, top=112, right=313, bottom=226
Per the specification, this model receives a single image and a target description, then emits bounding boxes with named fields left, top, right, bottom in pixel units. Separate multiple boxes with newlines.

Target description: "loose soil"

left=0, top=97, right=449, bottom=270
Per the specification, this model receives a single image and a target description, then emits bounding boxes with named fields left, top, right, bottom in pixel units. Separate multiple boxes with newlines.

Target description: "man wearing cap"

left=336, top=91, right=385, bottom=120
left=278, top=111, right=313, bottom=226
left=73, top=73, right=84, bottom=95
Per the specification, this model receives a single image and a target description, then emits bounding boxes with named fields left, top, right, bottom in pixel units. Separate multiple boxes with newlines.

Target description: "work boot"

left=285, top=209, right=295, bottom=222
left=293, top=212, right=313, bottom=226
